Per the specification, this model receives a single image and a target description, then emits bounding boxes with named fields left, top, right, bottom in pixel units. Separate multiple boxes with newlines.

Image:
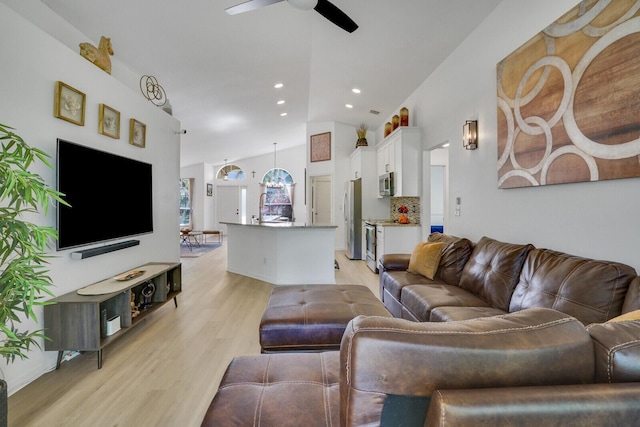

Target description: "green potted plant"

left=0, top=123, right=67, bottom=424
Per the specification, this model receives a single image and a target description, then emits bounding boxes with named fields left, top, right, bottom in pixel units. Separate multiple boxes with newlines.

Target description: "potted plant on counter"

left=0, top=123, right=67, bottom=425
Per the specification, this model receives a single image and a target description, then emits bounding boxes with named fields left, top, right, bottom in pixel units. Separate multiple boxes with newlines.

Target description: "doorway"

left=216, top=186, right=246, bottom=234
left=311, top=175, right=332, bottom=225
left=430, top=146, right=449, bottom=233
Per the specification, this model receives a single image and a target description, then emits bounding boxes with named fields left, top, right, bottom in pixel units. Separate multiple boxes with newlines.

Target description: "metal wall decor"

left=140, top=75, right=167, bottom=106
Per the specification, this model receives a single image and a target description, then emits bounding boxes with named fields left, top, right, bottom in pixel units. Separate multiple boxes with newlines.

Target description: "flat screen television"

left=56, top=139, right=153, bottom=250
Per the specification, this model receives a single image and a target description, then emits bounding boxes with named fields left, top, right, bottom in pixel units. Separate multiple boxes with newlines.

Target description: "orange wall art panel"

left=497, top=0, right=640, bottom=188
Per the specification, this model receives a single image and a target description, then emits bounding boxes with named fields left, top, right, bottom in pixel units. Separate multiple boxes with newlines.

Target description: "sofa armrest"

left=588, top=319, right=640, bottom=383
left=339, top=308, right=594, bottom=426
left=622, top=276, right=640, bottom=313
left=378, top=253, right=411, bottom=271
left=425, top=383, right=640, bottom=427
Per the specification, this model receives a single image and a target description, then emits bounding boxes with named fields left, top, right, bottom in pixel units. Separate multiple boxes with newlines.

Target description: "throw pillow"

left=606, top=309, right=640, bottom=323
left=407, top=242, right=445, bottom=280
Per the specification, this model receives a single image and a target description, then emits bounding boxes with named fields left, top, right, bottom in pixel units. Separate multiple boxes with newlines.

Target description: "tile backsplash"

left=390, top=196, right=420, bottom=224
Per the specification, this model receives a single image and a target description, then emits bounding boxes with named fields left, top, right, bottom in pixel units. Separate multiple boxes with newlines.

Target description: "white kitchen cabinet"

left=377, top=141, right=395, bottom=175
left=349, top=145, right=376, bottom=180
left=376, top=127, right=422, bottom=197
left=376, top=224, right=422, bottom=268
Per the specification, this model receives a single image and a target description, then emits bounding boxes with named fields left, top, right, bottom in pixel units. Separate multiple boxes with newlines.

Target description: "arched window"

left=217, top=164, right=245, bottom=180
left=260, top=169, right=295, bottom=221
left=262, top=168, right=294, bottom=187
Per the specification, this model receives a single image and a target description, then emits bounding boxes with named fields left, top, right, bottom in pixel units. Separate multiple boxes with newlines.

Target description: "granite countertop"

left=376, top=221, right=421, bottom=227
left=363, top=219, right=421, bottom=227
left=221, top=221, right=337, bottom=229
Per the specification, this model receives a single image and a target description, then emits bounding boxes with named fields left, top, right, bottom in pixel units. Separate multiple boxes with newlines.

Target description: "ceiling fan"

left=225, top=0, right=358, bottom=33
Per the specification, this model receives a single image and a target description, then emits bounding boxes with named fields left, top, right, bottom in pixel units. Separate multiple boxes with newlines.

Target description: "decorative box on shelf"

left=106, top=316, right=121, bottom=336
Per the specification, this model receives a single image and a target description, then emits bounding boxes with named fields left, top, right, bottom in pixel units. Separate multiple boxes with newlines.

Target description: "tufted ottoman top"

left=260, top=284, right=391, bottom=353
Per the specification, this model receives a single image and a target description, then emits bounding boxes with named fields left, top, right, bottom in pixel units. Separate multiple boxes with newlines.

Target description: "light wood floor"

left=9, top=242, right=380, bottom=426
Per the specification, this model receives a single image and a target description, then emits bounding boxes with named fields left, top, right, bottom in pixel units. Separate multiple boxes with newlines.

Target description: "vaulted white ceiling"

left=36, top=0, right=502, bottom=166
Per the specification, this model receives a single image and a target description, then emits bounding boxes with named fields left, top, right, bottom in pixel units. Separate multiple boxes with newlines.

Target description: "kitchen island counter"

left=221, top=221, right=337, bottom=285
left=223, top=221, right=337, bottom=229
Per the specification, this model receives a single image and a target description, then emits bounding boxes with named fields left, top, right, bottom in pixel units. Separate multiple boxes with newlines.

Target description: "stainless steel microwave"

left=379, top=172, right=394, bottom=196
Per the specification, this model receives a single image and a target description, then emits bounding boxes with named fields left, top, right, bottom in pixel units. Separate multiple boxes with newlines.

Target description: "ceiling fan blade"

left=313, top=0, right=358, bottom=33
left=225, top=0, right=284, bottom=15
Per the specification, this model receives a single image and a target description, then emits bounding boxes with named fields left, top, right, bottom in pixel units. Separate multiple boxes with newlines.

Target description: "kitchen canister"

left=400, top=107, right=409, bottom=126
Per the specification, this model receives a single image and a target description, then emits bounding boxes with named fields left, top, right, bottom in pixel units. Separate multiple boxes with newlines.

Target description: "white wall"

left=0, top=5, right=180, bottom=394
left=376, top=0, right=640, bottom=272
left=306, top=121, right=358, bottom=249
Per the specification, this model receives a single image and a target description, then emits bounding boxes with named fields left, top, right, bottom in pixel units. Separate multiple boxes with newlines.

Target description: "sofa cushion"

left=510, top=248, right=636, bottom=325
left=407, top=242, right=445, bottom=280
left=427, top=232, right=474, bottom=286
left=381, top=270, right=438, bottom=304
left=201, top=352, right=340, bottom=426
left=429, top=306, right=507, bottom=322
left=380, top=270, right=442, bottom=318
left=401, top=284, right=491, bottom=322
left=587, top=320, right=640, bottom=383
left=458, top=236, right=534, bottom=311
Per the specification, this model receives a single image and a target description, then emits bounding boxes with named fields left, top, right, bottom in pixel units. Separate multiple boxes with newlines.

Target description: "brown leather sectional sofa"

left=202, top=233, right=640, bottom=426
left=379, top=233, right=640, bottom=324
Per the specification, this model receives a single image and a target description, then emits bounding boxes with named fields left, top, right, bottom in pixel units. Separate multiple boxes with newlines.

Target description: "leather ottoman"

left=259, top=284, right=391, bottom=352
left=201, top=352, right=340, bottom=426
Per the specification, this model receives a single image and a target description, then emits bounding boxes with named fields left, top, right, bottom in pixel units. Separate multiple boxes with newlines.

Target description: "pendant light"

left=223, top=159, right=229, bottom=181
left=268, top=142, right=284, bottom=188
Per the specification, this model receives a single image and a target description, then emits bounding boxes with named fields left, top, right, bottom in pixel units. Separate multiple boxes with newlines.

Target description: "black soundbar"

left=70, top=240, right=140, bottom=260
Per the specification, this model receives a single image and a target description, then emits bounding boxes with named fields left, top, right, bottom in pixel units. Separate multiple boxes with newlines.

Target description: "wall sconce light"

left=463, top=120, right=478, bottom=150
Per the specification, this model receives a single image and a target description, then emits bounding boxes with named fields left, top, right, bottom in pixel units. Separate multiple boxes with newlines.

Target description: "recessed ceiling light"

left=280, top=112, right=288, bottom=116
left=277, top=100, right=285, bottom=105
left=345, top=104, right=353, bottom=109
left=274, top=83, right=284, bottom=89
left=352, top=88, right=361, bottom=94
left=442, top=143, right=450, bottom=148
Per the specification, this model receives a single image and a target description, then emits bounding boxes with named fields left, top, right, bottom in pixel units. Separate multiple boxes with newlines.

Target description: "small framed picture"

left=54, top=81, right=86, bottom=126
left=98, top=104, right=120, bottom=139
left=207, top=183, right=213, bottom=197
left=310, top=132, right=331, bottom=162
left=129, top=118, right=146, bottom=148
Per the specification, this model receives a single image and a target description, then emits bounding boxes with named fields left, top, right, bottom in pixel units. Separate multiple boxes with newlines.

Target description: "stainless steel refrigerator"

left=344, top=178, right=362, bottom=260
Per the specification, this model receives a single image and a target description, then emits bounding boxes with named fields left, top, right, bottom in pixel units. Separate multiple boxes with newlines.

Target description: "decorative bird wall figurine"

left=79, top=36, right=113, bottom=74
